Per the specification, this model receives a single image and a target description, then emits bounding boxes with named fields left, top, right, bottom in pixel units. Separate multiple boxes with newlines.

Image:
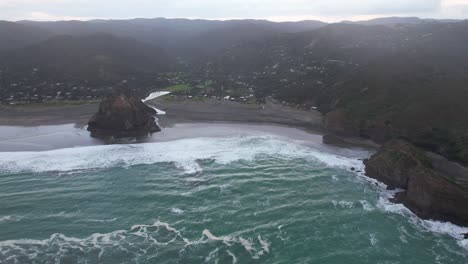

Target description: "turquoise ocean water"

left=0, top=133, right=467, bottom=263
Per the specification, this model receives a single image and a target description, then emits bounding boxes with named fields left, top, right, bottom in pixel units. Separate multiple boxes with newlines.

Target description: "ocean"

left=0, top=124, right=467, bottom=263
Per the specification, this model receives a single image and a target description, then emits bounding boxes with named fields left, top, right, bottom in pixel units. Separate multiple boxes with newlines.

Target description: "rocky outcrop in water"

left=87, top=93, right=161, bottom=139
left=364, top=140, right=468, bottom=226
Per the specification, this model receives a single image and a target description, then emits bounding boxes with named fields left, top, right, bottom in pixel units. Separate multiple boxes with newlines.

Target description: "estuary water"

left=0, top=124, right=467, bottom=263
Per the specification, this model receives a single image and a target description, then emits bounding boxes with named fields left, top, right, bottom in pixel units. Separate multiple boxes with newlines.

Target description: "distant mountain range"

left=1, top=18, right=326, bottom=54
left=348, top=16, right=462, bottom=26
left=0, top=17, right=462, bottom=52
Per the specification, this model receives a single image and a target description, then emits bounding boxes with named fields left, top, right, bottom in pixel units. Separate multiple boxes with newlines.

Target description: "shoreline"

left=0, top=99, right=382, bottom=151
left=1, top=102, right=468, bottom=247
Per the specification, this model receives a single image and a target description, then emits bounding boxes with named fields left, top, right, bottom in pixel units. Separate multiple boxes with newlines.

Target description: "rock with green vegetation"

left=87, top=93, right=160, bottom=139
left=364, top=140, right=468, bottom=226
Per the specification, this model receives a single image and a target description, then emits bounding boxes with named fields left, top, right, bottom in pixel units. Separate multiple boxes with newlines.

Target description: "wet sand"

left=0, top=103, right=99, bottom=127
left=0, top=99, right=322, bottom=129
left=148, top=99, right=323, bottom=130
left=0, top=100, right=377, bottom=152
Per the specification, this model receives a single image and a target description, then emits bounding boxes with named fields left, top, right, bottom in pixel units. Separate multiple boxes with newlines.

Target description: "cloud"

left=0, top=0, right=75, bottom=6
left=15, top=11, right=97, bottom=21
left=311, top=0, right=441, bottom=14
left=0, top=0, right=467, bottom=22
left=439, top=0, right=468, bottom=18
left=443, top=0, right=468, bottom=6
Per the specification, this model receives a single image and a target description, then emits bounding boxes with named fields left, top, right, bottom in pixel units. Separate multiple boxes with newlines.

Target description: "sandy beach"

left=0, top=99, right=323, bottom=129
left=0, top=99, right=382, bottom=152
left=0, top=103, right=99, bottom=127
left=148, top=98, right=323, bottom=130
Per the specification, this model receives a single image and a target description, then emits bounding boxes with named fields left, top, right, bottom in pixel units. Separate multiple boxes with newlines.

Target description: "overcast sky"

left=0, top=0, right=467, bottom=22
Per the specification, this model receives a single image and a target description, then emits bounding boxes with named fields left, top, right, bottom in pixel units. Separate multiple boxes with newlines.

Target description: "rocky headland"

left=87, top=93, right=161, bottom=139
left=364, top=139, right=468, bottom=226
left=322, top=103, right=468, bottom=227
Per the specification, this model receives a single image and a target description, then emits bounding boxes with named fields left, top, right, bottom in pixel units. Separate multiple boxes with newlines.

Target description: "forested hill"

left=210, top=21, right=468, bottom=164
left=0, top=34, right=172, bottom=83
left=8, top=18, right=327, bottom=56
left=1, top=17, right=468, bottom=164
left=0, top=21, right=52, bottom=50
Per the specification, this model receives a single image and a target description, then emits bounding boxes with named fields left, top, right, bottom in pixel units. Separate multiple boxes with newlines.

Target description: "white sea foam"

left=84, top=218, right=118, bottom=223
left=252, top=236, right=270, bottom=259
left=170, top=208, right=184, bottom=215
left=0, top=135, right=364, bottom=175
left=359, top=200, right=375, bottom=211
left=239, top=237, right=254, bottom=253
left=257, top=235, right=270, bottom=253
left=277, top=225, right=286, bottom=241
left=459, top=239, right=468, bottom=251
left=200, top=229, right=275, bottom=260
left=332, top=200, right=354, bottom=209
left=376, top=189, right=468, bottom=250
left=205, top=248, right=219, bottom=262
left=226, top=249, right=238, bottom=264
left=0, top=215, right=19, bottom=223
left=369, top=233, right=378, bottom=246
left=202, top=229, right=234, bottom=246
left=0, top=219, right=272, bottom=263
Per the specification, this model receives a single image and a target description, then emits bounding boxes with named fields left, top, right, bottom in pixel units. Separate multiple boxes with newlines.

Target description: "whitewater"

left=0, top=128, right=467, bottom=263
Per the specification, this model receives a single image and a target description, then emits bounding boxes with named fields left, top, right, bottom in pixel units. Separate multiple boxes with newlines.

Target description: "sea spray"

left=0, top=134, right=467, bottom=263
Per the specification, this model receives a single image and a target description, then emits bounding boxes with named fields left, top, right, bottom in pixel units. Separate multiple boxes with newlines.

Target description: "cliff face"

left=87, top=94, right=161, bottom=139
left=364, top=140, right=468, bottom=226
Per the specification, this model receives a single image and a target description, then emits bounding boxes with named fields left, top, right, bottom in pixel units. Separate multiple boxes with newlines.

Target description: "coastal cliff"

left=364, top=140, right=468, bottom=226
left=87, top=94, right=160, bottom=139
left=324, top=106, right=468, bottom=226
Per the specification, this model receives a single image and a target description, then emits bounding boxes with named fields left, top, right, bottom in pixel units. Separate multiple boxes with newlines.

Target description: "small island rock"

left=88, top=93, right=161, bottom=139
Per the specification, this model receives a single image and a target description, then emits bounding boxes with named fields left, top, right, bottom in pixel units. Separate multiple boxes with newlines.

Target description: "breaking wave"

left=0, top=220, right=270, bottom=263
left=376, top=189, right=468, bottom=250
left=1, top=133, right=467, bottom=258
left=0, top=135, right=364, bottom=175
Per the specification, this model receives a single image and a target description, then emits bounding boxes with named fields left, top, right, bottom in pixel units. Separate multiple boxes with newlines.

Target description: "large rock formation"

left=364, top=140, right=468, bottom=226
left=88, top=93, right=161, bottom=139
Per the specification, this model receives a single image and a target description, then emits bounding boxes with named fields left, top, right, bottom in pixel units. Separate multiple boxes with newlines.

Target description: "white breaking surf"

left=0, top=135, right=364, bottom=175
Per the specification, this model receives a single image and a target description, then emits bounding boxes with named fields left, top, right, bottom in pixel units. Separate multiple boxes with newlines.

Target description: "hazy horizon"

left=3, top=15, right=466, bottom=24
left=1, top=0, right=467, bottom=23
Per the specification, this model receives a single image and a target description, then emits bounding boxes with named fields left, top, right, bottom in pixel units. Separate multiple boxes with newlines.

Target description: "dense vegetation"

left=1, top=17, right=468, bottom=164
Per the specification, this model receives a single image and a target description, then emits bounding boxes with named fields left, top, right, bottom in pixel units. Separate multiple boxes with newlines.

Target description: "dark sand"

left=0, top=99, right=384, bottom=153
left=149, top=99, right=323, bottom=130
left=0, top=99, right=322, bottom=129
left=0, top=103, right=99, bottom=127
left=0, top=99, right=326, bottom=152
left=0, top=99, right=323, bottom=151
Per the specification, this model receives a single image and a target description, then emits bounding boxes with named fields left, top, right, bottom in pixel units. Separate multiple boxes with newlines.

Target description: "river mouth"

left=0, top=124, right=467, bottom=263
